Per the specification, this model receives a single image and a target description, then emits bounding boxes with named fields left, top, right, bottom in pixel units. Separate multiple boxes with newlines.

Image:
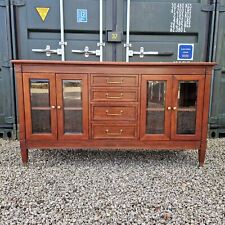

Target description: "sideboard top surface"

left=12, top=60, right=216, bottom=67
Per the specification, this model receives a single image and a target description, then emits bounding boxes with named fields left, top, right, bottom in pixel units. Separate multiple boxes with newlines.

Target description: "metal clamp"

left=97, top=42, right=105, bottom=47
left=32, top=45, right=62, bottom=57
left=72, top=46, right=101, bottom=58
left=124, top=43, right=132, bottom=48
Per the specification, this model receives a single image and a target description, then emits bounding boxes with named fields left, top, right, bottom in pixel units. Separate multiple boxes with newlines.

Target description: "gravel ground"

left=0, top=139, right=224, bottom=225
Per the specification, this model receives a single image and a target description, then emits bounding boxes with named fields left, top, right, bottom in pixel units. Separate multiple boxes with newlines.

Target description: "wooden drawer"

left=91, top=89, right=138, bottom=102
left=92, top=124, right=137, bottom=139
left=92, top=106, right=137, bottom=121
left=91, top=74, right=138, bottom=87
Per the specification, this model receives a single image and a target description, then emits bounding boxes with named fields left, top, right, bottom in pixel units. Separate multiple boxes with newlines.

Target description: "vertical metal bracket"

left=124, top=0, right=131, bottom=62
left=10, top=0, right=25, bottom=6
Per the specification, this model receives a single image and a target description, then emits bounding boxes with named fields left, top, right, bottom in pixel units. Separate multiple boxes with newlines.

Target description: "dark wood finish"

left=12, top=60, right=215, bottom=166
left=56, top=74, right=89, bottom=140
left=91, top=88, right=139, bottom=102
left=23, top=73, right=57, bottom=141
left=15, top=65, right=28, bottom=165
left=140, top=75, right=172, bottom=141
left=199, top=74, right=212, bottom=166
left=92, top=124, right=137, bottom=139
left=92, top=105, right=137, bottom=121
left=25, top=140, right=201, bottom=149
left=91, top=74, right=139, bottom=87
left=171, top=75, right=205, bottom=140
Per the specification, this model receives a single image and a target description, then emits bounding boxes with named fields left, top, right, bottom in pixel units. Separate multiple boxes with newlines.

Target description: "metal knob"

left=173, top=107, right=177, bottom=111
left=167, top=106, right=172, bottom=110
left=57, top=106, right=61, bottom=109
left=51, top=106, right=56, bottom=109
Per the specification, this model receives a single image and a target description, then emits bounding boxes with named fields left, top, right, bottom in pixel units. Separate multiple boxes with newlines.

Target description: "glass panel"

left=30, top=80, right=50, bottom=107
left=31, top=110, right=51, bottom=133
left=64, top=110, right=82, bottom=133
left=146, top=81, right=166, bottom=134
left=63, top=80, right=83, bottom=133
left=30, top=79, right=51, bottom=133
left=177, top=81, right=198, bottom=134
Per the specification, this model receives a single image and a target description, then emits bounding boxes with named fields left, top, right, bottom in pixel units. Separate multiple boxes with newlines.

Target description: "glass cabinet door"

left=56, top=74, right=88, bottom=140
left=140, top=75, right=172, bottom=140
left=23, top=73, right=57, bottom=140
left=171, top=75, right=204, bottom=140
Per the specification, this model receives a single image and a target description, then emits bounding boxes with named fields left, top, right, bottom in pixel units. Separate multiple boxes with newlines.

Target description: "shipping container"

left=0, top=0, right=16, bottom=139
left=1, top=0, right=221, bottom=138
left=12, top=0, right=213, bottom=62
left=209, top=0, right=225, bottom=138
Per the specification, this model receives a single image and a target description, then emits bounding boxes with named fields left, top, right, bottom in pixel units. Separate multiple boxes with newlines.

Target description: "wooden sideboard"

left=12, top=60, right=215, bottom=166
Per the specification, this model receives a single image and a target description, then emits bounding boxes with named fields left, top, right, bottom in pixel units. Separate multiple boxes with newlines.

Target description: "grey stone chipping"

left=0, top=138, right=224, bottom=224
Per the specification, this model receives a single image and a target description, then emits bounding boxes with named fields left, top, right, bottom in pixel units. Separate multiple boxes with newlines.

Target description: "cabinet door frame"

left=23, top=73, right=57, bottom=141
left=171, top=75, right=205, bottom=140
left=140, top=75, right=172, bottom=140
left=56, top=74, right=88, bottom=140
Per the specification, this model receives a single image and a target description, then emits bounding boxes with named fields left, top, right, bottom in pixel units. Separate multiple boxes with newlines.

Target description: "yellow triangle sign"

left=36, top=7, right=50, bottom=21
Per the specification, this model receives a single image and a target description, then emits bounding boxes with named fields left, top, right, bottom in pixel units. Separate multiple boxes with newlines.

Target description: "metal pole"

left=209, top=0, right=219, bottom=119
left=100, top=0, right=103, bottom=62
left=125, top=0, right=130, bottom=62
left=60, top=0, right=65, bottom=61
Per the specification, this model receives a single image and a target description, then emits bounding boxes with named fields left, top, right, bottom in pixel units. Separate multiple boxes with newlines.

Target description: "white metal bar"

left=60, top=0, right=65, bottom=61
left=100, top=0, right=103, bottom=62
left=125, top=0, right=131, bottom=62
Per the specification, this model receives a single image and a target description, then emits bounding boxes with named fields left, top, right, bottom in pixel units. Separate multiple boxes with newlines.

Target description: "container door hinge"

left=209, top=117, right=218, bottom=124
left=1, top=60, right=10, bottom=68
left=10, top=0, right=25, bottom=6
left=217, top=4, right=225, bottom=12
left=201, top=4, right=216, bottom=12
left=214, top=65, right=222, bottom=70
left=0, top=0, right=8, bottom=7
left=0, top=0, right=6, bottom=7
left=5, top=116, right=15, bottom=124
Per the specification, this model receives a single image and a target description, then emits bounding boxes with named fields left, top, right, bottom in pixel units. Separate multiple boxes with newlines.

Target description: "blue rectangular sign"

left=77, top=9, right=88, bottom=23
left=177, top=44, right=194, bottom=61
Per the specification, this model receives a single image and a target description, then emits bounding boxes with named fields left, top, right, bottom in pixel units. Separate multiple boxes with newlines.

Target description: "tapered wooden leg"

left=198, top=141, right=207, bottom=167
left=20, top=142, right=28, bottom=165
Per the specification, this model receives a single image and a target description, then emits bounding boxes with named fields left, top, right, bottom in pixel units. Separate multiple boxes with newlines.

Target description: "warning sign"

left=36, top=7, right=50, bottom=21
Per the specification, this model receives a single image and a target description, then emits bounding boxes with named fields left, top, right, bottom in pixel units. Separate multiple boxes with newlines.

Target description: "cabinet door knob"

left=51, top=106, right=56, bottom=109
left=173, top=107, right=177, bottom=111
left=167, top=106, right=172, bottom=110
left=57, top=106, right=61, bottom=109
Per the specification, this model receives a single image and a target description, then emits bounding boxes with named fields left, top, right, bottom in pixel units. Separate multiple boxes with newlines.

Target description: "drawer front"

left=91, top=90, right=138, bottom=102
left=92, top=124, right=137, bottom=139
left=91, top=75, right=138, bottom=87
left=92, top=106, right=137, bottom=121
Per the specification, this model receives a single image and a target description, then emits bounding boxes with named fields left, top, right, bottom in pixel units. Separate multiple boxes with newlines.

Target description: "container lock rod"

left=129, top=47, right=174, bottom=58
left=72, top=46, right=101, bottom=58
left=32, top=45, right=62, bottom=57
